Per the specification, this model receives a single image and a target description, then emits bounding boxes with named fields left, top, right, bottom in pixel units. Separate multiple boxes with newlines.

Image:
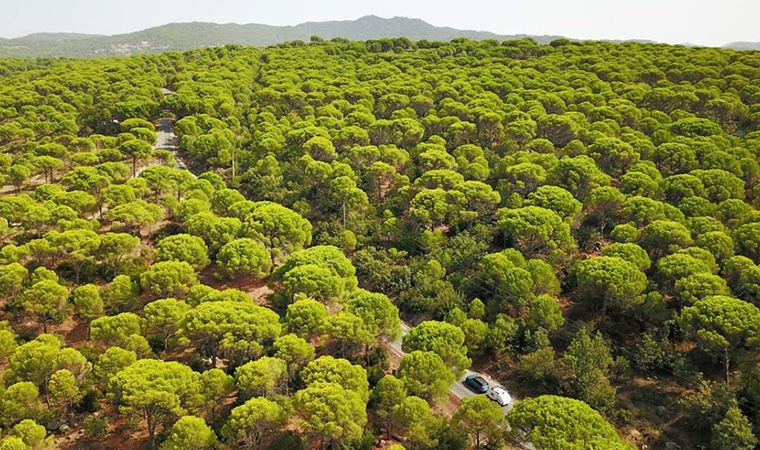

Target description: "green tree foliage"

left=710, top=403, right=757, bottom=450
left=283, top=296, right=329, bottom=339
left=198, top=368, right=234, bottom=423
left=155, top=234, right=211, bottom=270
left=561, top=328, right=617, bottom=413
left=696, top=231, right=734, bottom=264
left=95, top=346, right=137, bottom=388
left=98, top=233, right=141, bottom=276
left=574, top=256, right=647, bottom=316
left=280, top=264, right=345, bottom=303
left=21, top=279, right=68, bottom=331
left=469, top=250, right=533, bottom=314
left=273, top=245, right=357, bottom=303
left=526, top=185, right=582, bottom=222
left=601, top=243, right=651, bottom=271
left=639, top=220, right=693, bottom=258
left=160, top=415, right=218, bottom=450
left=108, top=359, right=202, bottom=448
left=48, top=369, right=82, bottom=410
left=527, top=295, right=565, bottom=331
left=11, top=419, right=54, bottom=449
left=273, top=333, right=315, bottom=381
left=300, top=356, right=369, bottom=402
left=548, top=155, right=611, bottom=199
left=106, top=200, right=163, bottom=236
left=120, top=139, right=153, bottom=177
left=216, top=238, right=272, bottom=279
left=91, top=312, right=143, bottom=349
left=497, top=206, right=575, bottom=263
left=453, top=395, right=505, bottom=450
left=321, top=310, right=373, bottom=357
left=5, top=334, right=65, bottom=386
left=674, top=273, right=731, bottom=305
left=391, top=396, right=443, bottom=448
left=102, top=274, right=138, bottom=313
left=223, top=397, right=286, bottom=449
left=0, top=325, right=17, bottom=363
left=239, top=201, right=313, bottom=263
left=0, top=263, right=27, bottom=302
left=0, top=437, right=28, bottom=450
left=71, top=284, right=104, bottom=326
left=293, top=382, right=367, bottom=448
left=235, top=356, right=287, bottom=399
left=181, top=301, right=281, bottom=365
left=186, top=212, right=242, bottom=252
left=396, top=350, right=454, bottom=402
left=734, top=222, right=760, bottom=262
left=678, top=296, right=760, bottom=383
left=0, top=382, right=41, bottom=427
left=141, top=261, right=198, bottom=298
left=372, top=374, right=407, bottom=438
left=508, top=395, right=632, bottom=450
left=402, top=320, right=470, bottom=377
left=678, top=380, right=734, bottom=430
left=344, top=289, right=401, bottom=339
left=143, top=298, right=191, bottom=352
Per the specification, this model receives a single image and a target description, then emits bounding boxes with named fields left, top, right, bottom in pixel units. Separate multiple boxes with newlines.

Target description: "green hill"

left=0, top=15, right=561, bottom=58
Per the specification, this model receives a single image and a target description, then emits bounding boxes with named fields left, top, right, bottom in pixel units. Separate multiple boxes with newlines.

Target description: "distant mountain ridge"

left=14, top=33, right=106, bottom=42
left=0, top=15, right=755, bottom=58
left=0, top=15, right=562, bottom=58
left=724, top=41, right=760, bottom=50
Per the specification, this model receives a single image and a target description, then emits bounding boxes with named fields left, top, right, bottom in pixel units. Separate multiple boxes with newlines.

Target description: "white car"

left=486, top=386, right=512, bottom=406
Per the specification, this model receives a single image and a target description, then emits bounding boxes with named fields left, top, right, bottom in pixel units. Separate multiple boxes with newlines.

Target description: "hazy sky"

left=1, top=0, right=757, bottom=46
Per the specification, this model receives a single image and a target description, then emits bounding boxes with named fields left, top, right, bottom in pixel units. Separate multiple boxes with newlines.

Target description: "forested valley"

left=0, top=36, right=759, bottom=450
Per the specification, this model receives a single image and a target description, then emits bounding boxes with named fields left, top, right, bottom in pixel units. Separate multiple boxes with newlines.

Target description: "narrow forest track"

left=0, top=88, right=187, bottom=197
left=155, top=117, right=176, bottom=150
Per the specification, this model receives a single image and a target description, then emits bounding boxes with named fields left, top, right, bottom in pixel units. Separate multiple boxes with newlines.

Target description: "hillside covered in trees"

left=0, top=16, right=562, bottom=58
left=0, top=36, right=758, bottom=450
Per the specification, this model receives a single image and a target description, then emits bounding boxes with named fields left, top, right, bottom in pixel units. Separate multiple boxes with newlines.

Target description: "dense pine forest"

left=0, top=37, right=759, bottom=450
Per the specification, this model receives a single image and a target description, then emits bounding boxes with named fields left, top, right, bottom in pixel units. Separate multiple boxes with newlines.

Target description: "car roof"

left=491, top=387, right=510, bottom=397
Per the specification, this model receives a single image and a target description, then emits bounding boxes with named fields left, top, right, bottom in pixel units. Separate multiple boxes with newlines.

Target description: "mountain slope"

left=293, top=15, right=515, bottom=41
left=724, top=41, right=760, bottom=50
left=0, top=16, right=562, bottom=58
left=14, top=33, right=106, bottom=42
